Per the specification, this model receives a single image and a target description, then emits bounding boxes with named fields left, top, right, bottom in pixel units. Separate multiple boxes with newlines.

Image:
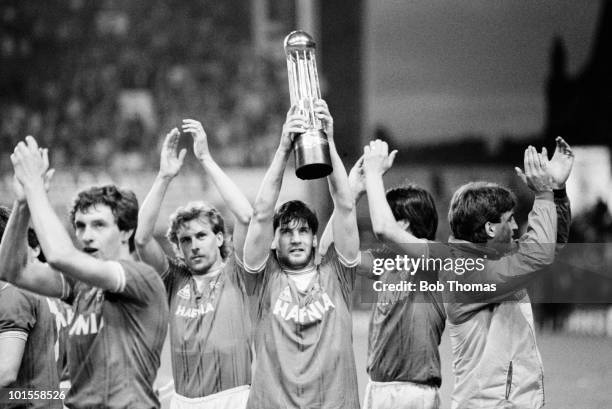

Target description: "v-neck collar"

left=285, top=268, right=319, bottom=296
left=191, top=270, right=224, bottom=298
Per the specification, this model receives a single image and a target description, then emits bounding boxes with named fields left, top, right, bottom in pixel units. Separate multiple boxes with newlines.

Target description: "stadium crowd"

left=0, top=1, right=288, bottom=172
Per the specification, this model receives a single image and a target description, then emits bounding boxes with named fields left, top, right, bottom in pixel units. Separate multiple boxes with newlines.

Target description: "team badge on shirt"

left=278, top=286, right=292, bottom=303
left=174, top=278, right=221, bottom=318
left=177, top=285, right=191, bottom=300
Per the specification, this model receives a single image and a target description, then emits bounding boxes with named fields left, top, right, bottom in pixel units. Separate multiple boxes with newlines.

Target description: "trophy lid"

left=284, top=30, right=316, bottom=54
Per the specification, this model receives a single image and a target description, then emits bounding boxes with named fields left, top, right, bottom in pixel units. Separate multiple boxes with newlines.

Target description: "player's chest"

left=268, top=272, right=343, bottom=326
left=169, top=274, right=229, bottom=321
left=68, top=287, right=105, bottom=339
left=375, top=270, right=415, bottom=312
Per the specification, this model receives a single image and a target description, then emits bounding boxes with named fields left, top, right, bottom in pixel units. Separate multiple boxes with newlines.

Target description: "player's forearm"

left=364, top=169, right=397, bottom=237
left=135, top=174, right=172, bottom=247
left=327, top=141, right=360, bottom=258
left=23, top=183, right=80, bottom=270
left=44, top=249, right=122, bottom=291
left=554, top=188, right=571, bottom=247
left=200, top=156, right=253, bottom=225
left=243, top=147, right=289, bottom=270
left=252, top=147, right=290, bottom=222
left=514, top=191, right=556, bottom=267
left=327, top=140, right=355, bottom=212
left=483, top=191, right=558, bottom=290
left=0, top=201, right=30, bottom=283
left=318, top=212, right=335, bottom=257
left=482, top=202, right=556, bottom=294
left=364, top=168, right=427, bottom=258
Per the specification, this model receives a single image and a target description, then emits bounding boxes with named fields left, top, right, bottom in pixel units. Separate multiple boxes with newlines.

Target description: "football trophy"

left=284, top=30, right=332, bottom=180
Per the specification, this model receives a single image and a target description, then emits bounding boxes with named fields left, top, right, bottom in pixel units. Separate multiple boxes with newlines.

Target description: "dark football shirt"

left=45, top=298, right=73, bottom=383
left=0, top=283, right=60, bottom=409
left=162, top=256, right=252, bottom=398
left=360, top=249, right=446, bottom=386
left=243, top=246, right=360, bottom=409
left=61, top=260, right=168, bottom=409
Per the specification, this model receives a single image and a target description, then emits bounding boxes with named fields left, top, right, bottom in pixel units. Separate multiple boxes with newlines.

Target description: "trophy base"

left=295, top=162, right=333, bottom=180
left=294, top=130, right=333, bottom=180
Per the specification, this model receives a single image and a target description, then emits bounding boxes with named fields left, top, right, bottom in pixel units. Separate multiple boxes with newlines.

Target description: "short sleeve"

left=238, top=252, right=276, bottom=298
left=321, top=244, right=360, bottom=297
left=60, top=274, right=77, bottom=305
left=225, top=255, right=249, bottom=293
left=161, top=258, right=188, bottom=300
left=356, top=250, right=374, bottom=277
left=161, top=258, right=172, bottom=281
left=109, top=259, right=165, bottom=305
left=0, top=287, right=36, bottom=337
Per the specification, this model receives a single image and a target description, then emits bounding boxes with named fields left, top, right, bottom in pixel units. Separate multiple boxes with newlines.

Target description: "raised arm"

left=315, top=100, right=359, bottom=262
left=0, top=164, right=65, bottom=298
left=243, top=107, right=305, bottom=272
left=363, top=139, right=429, bottom=258
left=318, top=155, right=366, bottom=256
left=183, top=119, right=253, bottom=261
left=318, top=151, right=396, bottom=257
left=12, top=137, right=124, bottom=292
left=543, top=137, right=573, bottom=247
left=135, top=128, right=185, bottom=273
left=471, top=146, right=557, bottom=299
left=517, top=137, right=573, bottom=247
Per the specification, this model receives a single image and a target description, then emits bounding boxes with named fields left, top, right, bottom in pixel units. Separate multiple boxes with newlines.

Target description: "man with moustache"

left=135, top=119, right=253, bottom=409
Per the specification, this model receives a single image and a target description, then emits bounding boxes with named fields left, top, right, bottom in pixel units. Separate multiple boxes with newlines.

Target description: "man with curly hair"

left=135, top=120, right=253, bottom=409
left=0, top=136, right=168, bottom=409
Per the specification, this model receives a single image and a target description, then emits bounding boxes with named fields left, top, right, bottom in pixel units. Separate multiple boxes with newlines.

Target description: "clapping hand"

left=363, top=139, right=398, bottom=177
left=159, top=128, right=186, bottom=179
left=11, top=136, right=54, bottom=197
left=515, top=145, right=553, bottom=193
left=182, top=119, right=211, bottom=162
left=540, top=137, right=574, bottom=189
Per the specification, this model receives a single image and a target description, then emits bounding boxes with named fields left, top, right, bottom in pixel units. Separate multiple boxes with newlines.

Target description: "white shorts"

left=363, top=380, right=440, bottom=409
left=59, top=380, right=71, bottom=409
left=170, top=385, right=250, bottom=409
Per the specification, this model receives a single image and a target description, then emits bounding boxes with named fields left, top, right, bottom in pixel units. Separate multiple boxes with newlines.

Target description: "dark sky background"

left=365, top=0, right=602, bottom=143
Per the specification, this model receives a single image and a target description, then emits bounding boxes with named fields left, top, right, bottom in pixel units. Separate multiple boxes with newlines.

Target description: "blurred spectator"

left=0, top=1, right=290, bottom=171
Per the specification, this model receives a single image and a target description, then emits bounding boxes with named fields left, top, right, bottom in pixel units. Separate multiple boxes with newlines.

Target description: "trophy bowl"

left=293, top=129, right=333, bottom=180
